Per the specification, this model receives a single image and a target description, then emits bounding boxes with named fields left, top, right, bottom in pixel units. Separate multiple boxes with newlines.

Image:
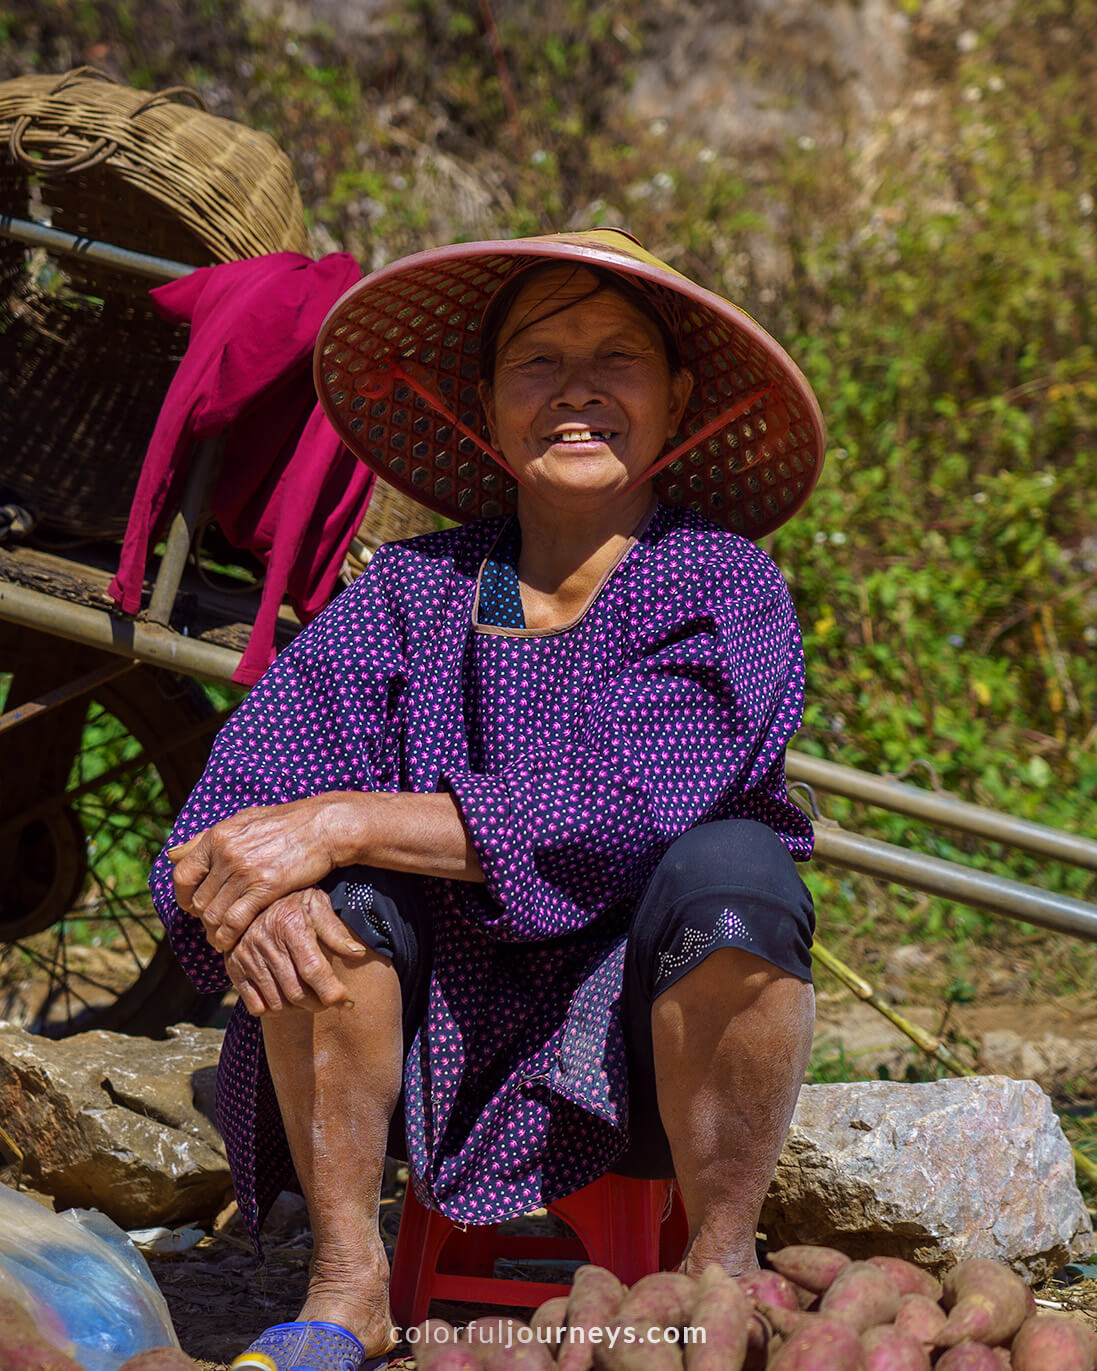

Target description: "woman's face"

left=479, top=267, right=693, bottom=513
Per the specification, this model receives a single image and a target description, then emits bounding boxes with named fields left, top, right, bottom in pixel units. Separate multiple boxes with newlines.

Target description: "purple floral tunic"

left=150, top=501, right=813, bottom=1241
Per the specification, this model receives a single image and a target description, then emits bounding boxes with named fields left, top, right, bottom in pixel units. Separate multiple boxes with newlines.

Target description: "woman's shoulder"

left=373, top=515, right=503, bottom=575
left=640, top=503, right=790, bottom=601
left=349, top=516, right=504, bottom=603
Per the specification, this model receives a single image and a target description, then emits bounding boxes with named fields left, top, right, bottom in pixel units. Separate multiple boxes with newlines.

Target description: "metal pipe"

left=146, top=435, right=224, bottom=625
left=810, top=822, right=1097, bottom=942
left=0, top=657, right=137, bottom=734
left=790, top=751, right=1097, bottom=871
left=0, top=579, right=242, bottom=684
left=0, top=213, right=194, bottom=282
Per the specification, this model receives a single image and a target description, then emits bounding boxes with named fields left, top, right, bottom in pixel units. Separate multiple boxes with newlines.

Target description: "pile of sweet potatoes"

left=411, top=1249, right=1097, bottom=1371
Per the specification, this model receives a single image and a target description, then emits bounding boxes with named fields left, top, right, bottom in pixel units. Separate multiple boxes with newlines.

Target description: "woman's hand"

left=169, top=796, right=353, bottom=952
left=223, top=887, right=368, bottom=1017
left=170, top=791, right=482, bottom=954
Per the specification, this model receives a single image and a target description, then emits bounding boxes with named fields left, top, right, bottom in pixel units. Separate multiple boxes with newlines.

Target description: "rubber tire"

left=0, top=620, right=223, bottom=1037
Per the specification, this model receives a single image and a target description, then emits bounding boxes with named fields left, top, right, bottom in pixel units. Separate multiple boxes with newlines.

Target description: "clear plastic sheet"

left=0, top=1183, right=179, bottom=1371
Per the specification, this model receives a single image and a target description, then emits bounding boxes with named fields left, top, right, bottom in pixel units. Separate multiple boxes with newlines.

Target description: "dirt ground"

left=6, top=925, right=1097, bottom=1367
left=142, top=936, right=1097, bottom=1370
left=147, top=1168, right=489, bottom=1370
left=146, top=1175, right=1097, bottom=1371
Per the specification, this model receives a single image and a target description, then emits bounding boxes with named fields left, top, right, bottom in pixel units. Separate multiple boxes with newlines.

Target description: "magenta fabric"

left=150, top=503, right=814, bottom=1242
left=108, top=252, right=373, bottom=685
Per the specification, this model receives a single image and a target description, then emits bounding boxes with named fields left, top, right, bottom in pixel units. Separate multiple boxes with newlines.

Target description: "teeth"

left=558, top=429, right=602, bottom=442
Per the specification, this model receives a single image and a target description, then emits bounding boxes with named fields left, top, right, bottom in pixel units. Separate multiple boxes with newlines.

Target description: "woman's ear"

left=667, top=368, right=694, bottom=438
left=478, top=379, right=497, bottom=447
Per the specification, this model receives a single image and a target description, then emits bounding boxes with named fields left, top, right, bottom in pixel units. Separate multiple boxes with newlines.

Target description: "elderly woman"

left=154, top=230, right=825, bottom=1371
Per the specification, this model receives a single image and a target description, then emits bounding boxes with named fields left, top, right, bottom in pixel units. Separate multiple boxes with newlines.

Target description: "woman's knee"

left=655, top=819, right=804, bottom=901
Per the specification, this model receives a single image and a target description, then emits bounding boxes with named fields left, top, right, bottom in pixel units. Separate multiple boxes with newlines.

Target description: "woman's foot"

left=298, top=1240, right=396, bottom=1356
left=680, top=1236, right=761, bottom=1278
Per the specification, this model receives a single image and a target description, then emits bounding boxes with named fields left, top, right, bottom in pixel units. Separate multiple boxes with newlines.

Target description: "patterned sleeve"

left=442, top=554, right=812, bottom=943
left=149, top=547, right=407, bottom=992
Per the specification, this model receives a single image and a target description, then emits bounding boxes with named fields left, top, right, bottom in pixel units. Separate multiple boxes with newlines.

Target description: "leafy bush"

left=2, top=0, right=1094, bottom=952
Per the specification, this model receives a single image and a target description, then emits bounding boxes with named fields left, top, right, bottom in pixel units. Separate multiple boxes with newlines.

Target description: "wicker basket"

left=0, top=68, right=310, bottom=538
left=357, top=477, right=443, bottom=552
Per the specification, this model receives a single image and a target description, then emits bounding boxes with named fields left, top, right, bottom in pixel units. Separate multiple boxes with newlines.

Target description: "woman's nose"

left=549, top=356, right=605, bottom=408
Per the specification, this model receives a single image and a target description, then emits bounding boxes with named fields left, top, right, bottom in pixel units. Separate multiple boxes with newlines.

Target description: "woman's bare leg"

left=651, top=946, right=815, bottom=1276
left=260, top=950, right=403, bottom=1353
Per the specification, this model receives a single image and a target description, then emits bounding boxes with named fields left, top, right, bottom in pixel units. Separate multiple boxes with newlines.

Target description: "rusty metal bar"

left=0, top=579, right=242, bottom=683
left=0, top=657, right=138, bottom=734
left=147, top=435, right=224, bottom=625
left=0, top=213, right=194, bottom=282
left=788, top=750, right=1097, bottom=872
left=810, top=821, right=1097, bottom=942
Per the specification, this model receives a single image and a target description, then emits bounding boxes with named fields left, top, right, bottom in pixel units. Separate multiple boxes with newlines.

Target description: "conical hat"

left=314, top=229, right=825, bottom=536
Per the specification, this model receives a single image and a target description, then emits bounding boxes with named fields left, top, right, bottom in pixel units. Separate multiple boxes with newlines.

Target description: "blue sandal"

left=230, top=1320, right=390, bottom=1371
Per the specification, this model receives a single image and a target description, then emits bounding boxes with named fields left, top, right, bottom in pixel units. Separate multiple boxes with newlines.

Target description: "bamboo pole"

left=812, top=940, right=1097, bottom=1190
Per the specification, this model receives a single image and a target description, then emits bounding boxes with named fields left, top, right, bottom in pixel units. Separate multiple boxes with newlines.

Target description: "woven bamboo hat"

left=314, top=229, right=825, bottom=537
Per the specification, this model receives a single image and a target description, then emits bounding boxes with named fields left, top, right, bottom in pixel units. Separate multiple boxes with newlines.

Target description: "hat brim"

left=314, top=230, right=825, bottom=537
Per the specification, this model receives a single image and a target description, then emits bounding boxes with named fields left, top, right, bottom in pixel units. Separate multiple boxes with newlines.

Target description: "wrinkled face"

left=479, top=266, right=693, bottom=512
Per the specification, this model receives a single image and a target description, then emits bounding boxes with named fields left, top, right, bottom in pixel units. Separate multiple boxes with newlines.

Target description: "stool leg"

left=549, top=1175, right=671, bottom=1286
left=659, top=1184, right=689, bottom=1271
left=389, top=1183, right=456, bottom=1330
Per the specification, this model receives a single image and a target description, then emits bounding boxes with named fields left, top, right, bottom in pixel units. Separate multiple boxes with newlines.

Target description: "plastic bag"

left=0, top=1182, right=180, bottom=1371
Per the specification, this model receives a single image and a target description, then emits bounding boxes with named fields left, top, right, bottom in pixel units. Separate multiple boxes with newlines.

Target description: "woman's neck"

left=513, top=488, right=657, bottom=628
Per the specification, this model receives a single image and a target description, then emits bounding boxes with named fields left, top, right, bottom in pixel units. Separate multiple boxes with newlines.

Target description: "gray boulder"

left=762, top=1075, right=1094, bottom=1282
left=0, top=1021, right=230, bottom=1227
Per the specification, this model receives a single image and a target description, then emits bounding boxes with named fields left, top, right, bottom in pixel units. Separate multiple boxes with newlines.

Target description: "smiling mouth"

left=552, top=429, right=616, bottom=444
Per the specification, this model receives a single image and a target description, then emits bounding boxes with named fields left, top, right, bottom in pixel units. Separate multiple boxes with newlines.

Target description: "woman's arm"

left=170, top=789, right=483, bottom=954
left=151, top=543, right=411, bottom=991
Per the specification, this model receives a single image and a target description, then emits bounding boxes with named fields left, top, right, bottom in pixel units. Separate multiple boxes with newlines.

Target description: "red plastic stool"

left=389, top=1173, right=689, bottom=1328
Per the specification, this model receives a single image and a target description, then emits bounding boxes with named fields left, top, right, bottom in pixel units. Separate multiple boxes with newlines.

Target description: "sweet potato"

left=860, top=1325, right=931, bottom=1371
left=117, top=1352, right=198, bottom=1370
left=736, top=1270, right=805, bottom=1312
left=464, top=1317, right=532, bottom=1371
left=682, top=1266, right=749, bottom=1371
left=618, top=1272, right=697, bottom=1330
left=935, top=1344, right=1003, bottom=1371
left=937, top=1260, right=1031, bottom=1349
left=530, top=1297, right=570, bottom=1353
left=590, top=1318, right=683, bottom=1371
left=1010, top=1311, right=1097, bottom=1371
left=866, top=1257, right=941, bottom=1302
left=767, top=1246, right=852, bottom=1294
left=0, top=1298, right=84, bottom=1371
left=767, top=1316, right=866, bottom=1369
left=424, top=1345, right=485, bottom=1371
left=818, top=1261, right=901, bottom=1332
left=504, top=1345, right=556, bottom=1371
left=751, top=1301, right=809, bottom=1339
left=558, top=1266, right=626, bottom=1371
left=892, top=1294, right=948, bottom=1348
left=412, top=1319, right=473, bottom=1371
left=742, top=1310, right=770, bottom=1370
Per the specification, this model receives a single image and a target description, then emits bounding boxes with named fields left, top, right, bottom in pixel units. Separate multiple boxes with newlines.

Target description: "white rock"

left=761, top=1076, right=1093, bottom=1281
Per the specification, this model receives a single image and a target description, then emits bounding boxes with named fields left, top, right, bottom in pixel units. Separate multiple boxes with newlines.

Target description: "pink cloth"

left=109, top=251, right=372, bottom=685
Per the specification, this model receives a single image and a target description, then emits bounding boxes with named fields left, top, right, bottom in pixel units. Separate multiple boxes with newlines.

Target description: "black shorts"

left=323, top=818, right=814, bottom=1178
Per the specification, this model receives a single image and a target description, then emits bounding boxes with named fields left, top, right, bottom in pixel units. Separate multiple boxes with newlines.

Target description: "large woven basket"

left=0, top=68, right=311, bottom=538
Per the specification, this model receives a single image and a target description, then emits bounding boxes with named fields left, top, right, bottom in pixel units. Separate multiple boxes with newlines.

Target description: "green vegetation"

left=1, top=0, right=1094, bottom=988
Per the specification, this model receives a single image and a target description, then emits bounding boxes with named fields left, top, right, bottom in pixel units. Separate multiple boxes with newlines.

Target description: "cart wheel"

left=0, top=622, right=225, bottom=1037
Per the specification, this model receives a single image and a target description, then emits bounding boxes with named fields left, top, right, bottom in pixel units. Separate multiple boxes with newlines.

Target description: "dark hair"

left=478, top=262, right=685, bottom=384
